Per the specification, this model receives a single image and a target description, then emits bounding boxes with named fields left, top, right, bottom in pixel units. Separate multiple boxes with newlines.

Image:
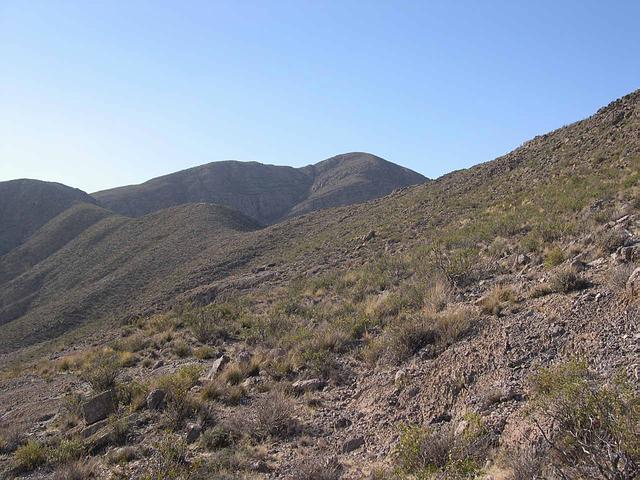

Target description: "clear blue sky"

left=1, top=1, right=638, bottom=192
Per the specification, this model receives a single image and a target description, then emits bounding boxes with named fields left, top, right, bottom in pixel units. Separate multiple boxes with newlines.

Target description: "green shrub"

left=14, top=440, right=46, bottom=472
left=544, top=247, right=565, bottom=268
left=548, top=268, right=587, bottom=293
left=529, top=361, right=640, bottom=479
left=171, top=339, right=192, bottom=358
left=200, top=426, right=231, bottom=451
left=48, top=437, right=85, bottom=465
left=81, top=349, right=120, bottom=392
left=184, top=303, right=239, bottom=344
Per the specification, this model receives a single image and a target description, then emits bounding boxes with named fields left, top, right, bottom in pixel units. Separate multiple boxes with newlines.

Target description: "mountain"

left=0, top=91, right=639, bottom=479
left=0, top=179, right=96, bottom=256
left=92, top=152, right=426, bottom=224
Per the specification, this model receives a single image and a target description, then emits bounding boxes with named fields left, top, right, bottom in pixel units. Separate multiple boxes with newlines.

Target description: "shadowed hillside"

left=0, top=180, right=96, bottom=256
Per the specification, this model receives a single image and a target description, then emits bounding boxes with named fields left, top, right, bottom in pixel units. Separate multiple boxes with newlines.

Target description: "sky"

left=1, top=1, right=639, bottom=193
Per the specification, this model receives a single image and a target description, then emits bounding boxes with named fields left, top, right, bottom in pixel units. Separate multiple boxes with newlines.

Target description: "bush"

left=548, top=267, right=587, bottom=293
left=149, top=435, right=189, bottom=479
left=171, top=339, right=192, bottom=358
left=201, top=380, right=246, bottom=406
left=200, top=426, right=231, bottom=451
left=157, top=365, right=204, bottom=430
left=529, top=361, right=640, bottom=479
left=248, top=391, right=295, bottom=440
left=394, top=422, right=491, bottom=478
left=291, top=456, right=342, bottom=480
left=598, top=228, right=628, bottom=253
left=423, top=277, right=453, bottom=315
left=184, top=303, right=238, bottom=344
left=0, top=425, right=25, bottom=454
left=48, top=437, right=85, bottom=465
left=52, top=460, right=95, bottom=480
left=544, top=247, right=565, bottom=268
left=370, top=315, right=436, bottom=365
left=14, top=440, right=46, bottom=472
left=433, top=306, right=477, bottom=347
left=479, top=285, right=516, bottom=316
left=81, top=350, right=120, bottom=392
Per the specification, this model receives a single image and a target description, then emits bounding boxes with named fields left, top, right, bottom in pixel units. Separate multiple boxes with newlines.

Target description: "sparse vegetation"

left=81, top=349, right=120, bottom=392
left=529, top=361, right=640, bottom=479
left=14, top=440, right=47, bottom=472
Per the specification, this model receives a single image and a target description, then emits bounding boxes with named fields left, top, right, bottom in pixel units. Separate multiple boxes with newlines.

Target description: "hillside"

left=0, top=180, right=96, bottom=256
left=92, top=153, right=426, bottom=224
left=0, top=90, right=639, bottom=480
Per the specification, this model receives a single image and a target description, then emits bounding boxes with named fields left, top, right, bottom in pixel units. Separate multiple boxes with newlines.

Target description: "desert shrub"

left=48, top=437, right=85, bottom=465
left=149, top=435, right=189, bottom=479
left=369, top=314, right=436, bottom=365
left=290, top=455, right=342, bottom=480
left=248, top=391, right=295, bottom=440
left=529, top=361, right=640, bottom=479
left=194, top=346, right=217, bottom=359
left=544, top=247, right=565, bottom=268
left=0, top=425, right=25, bottom=454
left=503, top=448, right=544, bottom=480
left=598, top=228, right=628, bottom=253
left=117, top=350, right=138, bottom=367
left=171, top=339, right=192, bottom=358
left=610, top=263, right=636, bottom=290
left=423, top=277, right=453, bottom=315
left=394, top=422, right=491, bottom=478
left=430, top=245, right=479, bottom=287
left=184, top=303, right=239, bottom=344
left=117, top=380, right=149, bottom=412
left=548, top=267, right=587, bottom=293
left=479, top=285, right=516, bottom=316
left=108, top=414, right=131, bottom=446
left=14, top=440, right=46, bottom=472
left=81, top=349, right=120, bottom=392
left=200, top=426, right=232, bottom=451
left=157, top=366, right=204, bottom=429
left=52, top=460, right=95, bottom=480
left=433, top=306, right=477, bottom=347
left=201, top=380, right=246, bottom=406
left=112, top=332, right=149, bottom=352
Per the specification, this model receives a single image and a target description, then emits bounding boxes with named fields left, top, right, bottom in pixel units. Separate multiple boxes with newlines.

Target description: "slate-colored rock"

left=82, top=390, right=117, bottom=425
left=342, top=436, right=365, bottom=453
left=206, top=355, right=230, bottom=380
left=146, top=389, right=166, bottom=410
left=186, top=423, right=202, bottom=443
left=292, top=378, right=326, bottom=394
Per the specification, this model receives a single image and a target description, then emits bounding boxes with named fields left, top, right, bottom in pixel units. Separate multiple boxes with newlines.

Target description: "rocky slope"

left=92, top=153, right=426, bottom=224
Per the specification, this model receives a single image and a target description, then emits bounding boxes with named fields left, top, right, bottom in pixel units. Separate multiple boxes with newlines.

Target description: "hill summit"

left=92, top=152, right=427, bottom=224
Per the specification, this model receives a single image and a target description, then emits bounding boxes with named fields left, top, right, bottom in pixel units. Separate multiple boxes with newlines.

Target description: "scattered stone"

left=80, top=418, right=108, bottom=438
left=570, top=259, right=587, bottom=272
left=626, top=267, right=640, bottom=297
left=362, top=230, right=376, bottom=242
left=334, top=417, right=351, bottom=429
left=515, top=253, right=530, bottom=266
left=342, top=436, right=365, bottom=453
left=251, top=460, right=270, bottom=473
left=236, top=351, right=252, bottom=365
left=186, top=423, right=202, bottom=443
left=292, top=378, right=326, bottom=394
left=394, top=369, right=407, bottom=385
left=146, top=389, right=166, bottom=410
left=82, top=390, right=117, bottom=425
left=206, top=355, right=230, bottom=380
left=152, top=360, right=164, bottom=370
left=454, top=420, right=469, bottom=437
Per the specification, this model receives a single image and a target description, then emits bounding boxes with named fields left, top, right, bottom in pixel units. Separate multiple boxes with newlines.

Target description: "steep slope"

left=92, top=153, right=427, bottom=224
left=0, top=203, right=262, bottom=351
left=0, top=179, right=96, bottom=256
left=0, top=202, right=115, bottom=285
left=288, top=152, right=427, bottom=218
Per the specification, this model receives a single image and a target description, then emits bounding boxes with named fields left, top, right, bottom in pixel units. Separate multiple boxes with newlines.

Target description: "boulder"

left=626, top=267, right=640, bottom=297
left=80, top=418, right=108, bottom=438
left=342, top=436, right=365, bottom=453
left=146, top=389, right=166, bottom=410
left=292, top=378, right=326, bottom=394
left=82, top=390, right=117, bottom=425
left=205, top=355, right=229, bottom=380
left=186, top=423, right=202, bottom=444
